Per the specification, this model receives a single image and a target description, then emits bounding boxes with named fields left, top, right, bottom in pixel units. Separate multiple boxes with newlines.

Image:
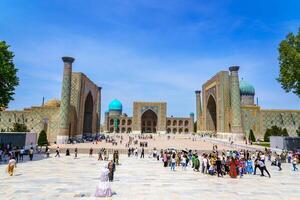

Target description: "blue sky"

left=1, top=0, right=300, bottom=118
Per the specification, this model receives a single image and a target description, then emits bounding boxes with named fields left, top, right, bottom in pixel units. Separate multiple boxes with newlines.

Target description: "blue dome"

left=108, top=99, right=122, bottom=111
left=240, top=80, right=255, bottom=96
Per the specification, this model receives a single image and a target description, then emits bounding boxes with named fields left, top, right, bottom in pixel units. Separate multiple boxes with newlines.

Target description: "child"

left=246, top=158, right=253, bottom=174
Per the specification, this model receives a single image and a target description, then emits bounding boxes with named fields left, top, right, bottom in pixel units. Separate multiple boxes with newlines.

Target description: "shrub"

left=38, top=130, right=48, bottom=146
left=248, top=129, right=256, bottom=142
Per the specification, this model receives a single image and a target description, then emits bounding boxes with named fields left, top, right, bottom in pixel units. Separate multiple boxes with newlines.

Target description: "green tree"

left=270, top=125, right=282, bottom=136
left=248, top=129, right=256, bottom=142
left=296, top=126, right=300, bottom=137
left=281, top=128, right=289, bottom=137
left=0, top=41, right=19, bottom=110
left=37, top=130, right=48, bottom=146
left=10, top=123, right=29, bottom=132
left=277, top=28, right=300, bottom=97
left=264, top=128, right=271, bottom=142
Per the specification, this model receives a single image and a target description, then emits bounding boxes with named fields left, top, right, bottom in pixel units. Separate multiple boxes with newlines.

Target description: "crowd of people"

left=0, top=143, right=37, bottom=176
left=152, top=145, right=300, bottom=178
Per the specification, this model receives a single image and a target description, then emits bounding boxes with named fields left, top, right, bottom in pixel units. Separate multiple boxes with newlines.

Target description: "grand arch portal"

left=206, top=95, right=217, bottom=132
left=141, top=109, right=157, bottom=133
left=83, top=92, right=93, bottom=135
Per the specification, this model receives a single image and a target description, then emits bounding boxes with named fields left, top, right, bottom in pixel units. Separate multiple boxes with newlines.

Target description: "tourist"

left=108, top=160, right=116, bottom=182
left=95, top=164, right=113, bottom=197
left=246, top=157, right=253, bottom=174
left=208, top=164, right=215, bottom=175
left=239, top=158, right=246, bottom=178
left=20, top=147, right=24, bottom=161
left=163, top=152, right=168, bottom=167
left=7, top=157, right=17, bottom=176
left=229, top=157, right=238, bottom=178
left=181, top=154, right=187, bottom=170
left=253, top=158, right=260, bottom=175
left=66, top=149, right=70, bottom=156
left=134, top=148, right=138, bottom=158
left=55, top=147, right=60, bottom=157
left=127, top=148, right=131, bottom=157
left=98, top=149, right=102, bottom=161
left=216, top=157, right=223, bottom=177
left=194, top=154, right=200, bottom=172
left=29, top=147, right=34, bottom=161
left=287, top=152, right=292, bottom=163
left=202, top=154, right=208, bottom=174
left=260, top=152, right=265, bottom=163
left=113, top=151, right=119, bottom=165
left=140, top=147, right=145, bottom=158
left=275, top=155, right=282, bottom=171
left=89, top=147, right=93, bottom=157
left=170, top=153, right=176, bottom=171
left=74, top=148, right=78, bottom=158
left=14, top=147, right=20, bottom=163
left=46, top=148, right=50, bottom=158
left=292, top=157, right=298, bottom=171
left=258, top=159, right=271, bottom=178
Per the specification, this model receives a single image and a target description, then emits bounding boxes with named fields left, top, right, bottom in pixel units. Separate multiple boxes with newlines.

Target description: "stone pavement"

left=1, top=154, right=300, bottom=200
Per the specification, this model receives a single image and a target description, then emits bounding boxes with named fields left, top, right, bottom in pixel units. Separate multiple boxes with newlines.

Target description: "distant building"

left=103, top=100, right=194, bottom=134
left=0, top=57, right=101, bottom=144
left=195, top=66, right=300, bottom=140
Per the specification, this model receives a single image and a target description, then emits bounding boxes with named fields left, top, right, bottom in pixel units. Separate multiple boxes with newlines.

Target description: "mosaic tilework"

left=261, top=111, right=300, bottom=136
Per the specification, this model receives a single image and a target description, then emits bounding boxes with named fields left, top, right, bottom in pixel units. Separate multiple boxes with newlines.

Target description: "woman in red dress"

left=229, top=157, right=239, bottom=178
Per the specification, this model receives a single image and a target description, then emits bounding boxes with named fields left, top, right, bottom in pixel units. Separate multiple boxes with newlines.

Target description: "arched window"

left=173, top=120, right=177, bottom=126
left=179, top=128, right=183, bottom=134
left=179, top=120, right=183, bottom=126
left=167, top=120, right=171, bottom=126
left=184, top=120, right=189, bottom=126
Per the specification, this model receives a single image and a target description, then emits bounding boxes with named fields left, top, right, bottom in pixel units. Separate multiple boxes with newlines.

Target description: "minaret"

left=195, top=90, right=202, bottom=133
left=58, top=56, right=74, bottom=144
left=229, top=66, right=243, bottom=134
left=97, top=87, right=102, bottom=133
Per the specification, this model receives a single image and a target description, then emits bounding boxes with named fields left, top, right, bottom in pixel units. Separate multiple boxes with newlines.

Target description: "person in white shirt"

left=258, top=159, right=271, bottom=178
left=7, top=157, right=17, bottom=176
left=292, top=157, right=298, bottom=171
left=202, top=156, right=208, bottom=174
left=20, top=148, right=24, bottom=161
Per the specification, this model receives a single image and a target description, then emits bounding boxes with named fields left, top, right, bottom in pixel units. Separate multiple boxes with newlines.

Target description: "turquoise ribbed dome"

left=240, top=80, right=255, bottom=96
left=108, top=99, right=122, bottom=111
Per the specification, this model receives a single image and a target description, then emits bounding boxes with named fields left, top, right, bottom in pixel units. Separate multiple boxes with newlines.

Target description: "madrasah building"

left=0, top=56, right=299, bottom=143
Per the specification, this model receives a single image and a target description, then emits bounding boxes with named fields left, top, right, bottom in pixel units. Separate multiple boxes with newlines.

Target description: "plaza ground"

left=1, top=154, right=300, bottom=200
left=49, top=134, right=263, bottom=153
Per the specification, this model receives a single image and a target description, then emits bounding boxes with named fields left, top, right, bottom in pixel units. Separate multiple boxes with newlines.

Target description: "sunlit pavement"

left=1, top=154, right=300, bottom=200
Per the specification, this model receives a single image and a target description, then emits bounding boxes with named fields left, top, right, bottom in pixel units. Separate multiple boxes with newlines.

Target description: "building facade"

left=196, top=66, right=300, bottom=140
left=0, top=57, right=101, bottom=144
left=103, top=100, right=194, bottom=134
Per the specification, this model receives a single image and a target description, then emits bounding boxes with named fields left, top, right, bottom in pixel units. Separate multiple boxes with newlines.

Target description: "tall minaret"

left=97, top=87, right=102, bottom=133
left=195, top=90, right=202, bottom=133
left=58, top=56, right=74, bottom=144
left=229, top=66, right=243, bottom=134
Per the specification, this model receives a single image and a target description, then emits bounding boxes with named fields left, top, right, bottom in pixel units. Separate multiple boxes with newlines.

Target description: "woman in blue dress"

left=246, top=158, right=253, bottom=174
